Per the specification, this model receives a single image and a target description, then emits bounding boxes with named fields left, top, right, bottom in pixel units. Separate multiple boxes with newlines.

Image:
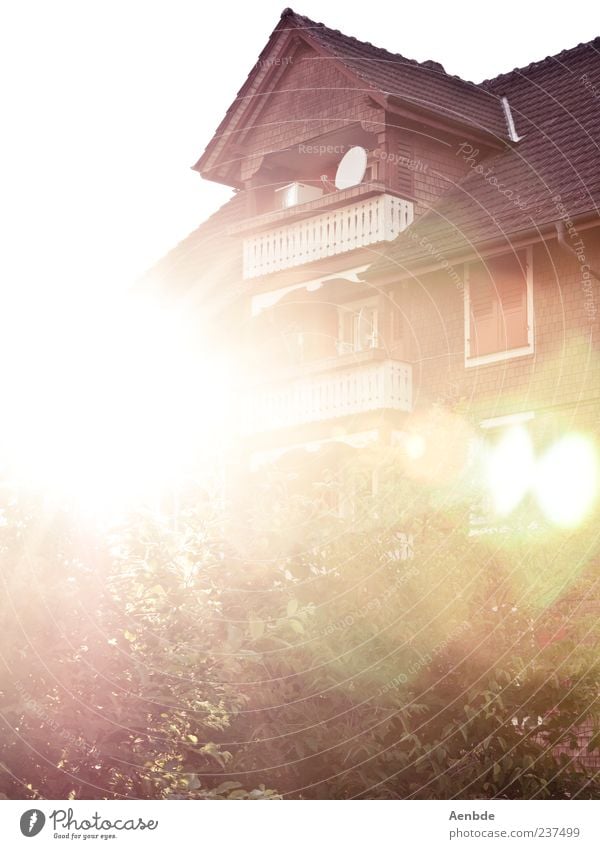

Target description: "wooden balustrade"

left=243, top=194, right=413, bottom=279
left=244, top=358, right=412, bottom=433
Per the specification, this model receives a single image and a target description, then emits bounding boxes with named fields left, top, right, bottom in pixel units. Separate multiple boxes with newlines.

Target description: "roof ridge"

left=279, top=7, right=504, bottom=100
left=196, top=7, right=511, bottom=178
left=281, top=6, right=440, bottom=82
left=481, top=34, right=600, bottom=88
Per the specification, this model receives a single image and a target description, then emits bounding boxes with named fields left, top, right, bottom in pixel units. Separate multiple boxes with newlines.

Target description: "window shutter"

left=468, top=251, right=528, bottom=358
left=397, top=140, right=414, bottom=197
left=496, top=254, right=528, bottom=350
left=469, top=267, right=497, bottom=357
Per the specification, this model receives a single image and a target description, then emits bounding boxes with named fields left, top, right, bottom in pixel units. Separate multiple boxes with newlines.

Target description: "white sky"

left=1, top=0, right=599, bottom=304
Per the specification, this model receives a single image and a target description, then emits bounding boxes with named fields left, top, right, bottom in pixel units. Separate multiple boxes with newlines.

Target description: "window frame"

left=337, top=295, right=379, bottom=355
left=464, top=246, right=534, bottom=367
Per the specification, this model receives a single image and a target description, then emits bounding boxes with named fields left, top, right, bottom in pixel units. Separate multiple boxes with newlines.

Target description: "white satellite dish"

left=334, top=146, right=368, bottom=191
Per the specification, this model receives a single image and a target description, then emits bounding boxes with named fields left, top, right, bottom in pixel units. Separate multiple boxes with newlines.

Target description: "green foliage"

left=0, top=467, right=598, bottom=800
left=0, top=495, right=276, bottom=799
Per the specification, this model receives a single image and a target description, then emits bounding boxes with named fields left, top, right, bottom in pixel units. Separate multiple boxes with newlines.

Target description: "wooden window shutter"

left=495, top=253, right=528, bottom=350
left=469, top=266, right=497, bottom=357
left=468, top=251, right=528, bottom=358
left=397, top=139, right=414, bottom=197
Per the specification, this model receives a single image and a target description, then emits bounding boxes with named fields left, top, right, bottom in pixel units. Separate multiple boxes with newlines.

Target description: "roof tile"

left=369, top=36, right=600, bottom=275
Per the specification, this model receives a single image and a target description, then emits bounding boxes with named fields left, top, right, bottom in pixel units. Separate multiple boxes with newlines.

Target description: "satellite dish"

left=335, top=146, right=368, bottom=191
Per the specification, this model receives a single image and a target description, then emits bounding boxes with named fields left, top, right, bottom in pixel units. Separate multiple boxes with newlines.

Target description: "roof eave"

left=384, top=94, right=508, bottom=148
left=363, top=210, right=600, bottom=282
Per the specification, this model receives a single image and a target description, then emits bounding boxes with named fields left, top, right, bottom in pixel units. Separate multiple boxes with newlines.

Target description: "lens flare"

left=398, top=410, right=472, bottom=484
left=485, top=425, right=534, bottom=516
left=534, top=434, right=598, bottom=527
left=0, top=292, right=234, bottom=517
left=404, top=433, right=426, bottom=460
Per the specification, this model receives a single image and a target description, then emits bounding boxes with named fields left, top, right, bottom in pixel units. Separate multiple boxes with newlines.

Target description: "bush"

left=0, top=472, right=598, bottom=799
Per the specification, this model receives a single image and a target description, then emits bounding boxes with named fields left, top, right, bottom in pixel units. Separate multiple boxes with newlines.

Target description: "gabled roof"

left=277, top=9, right=509, bottom=139
left=368, top=36, right=600, bottom=276
left=194, top=7, right=510, bottom=183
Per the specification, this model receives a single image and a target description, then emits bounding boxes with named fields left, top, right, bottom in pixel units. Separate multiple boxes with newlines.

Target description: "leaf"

left=215, top=781, right=243, bottom=793
left=182, top=773, right=201, bottom=790
left=123, top=631, right=136, bottom=642
left=289, top=618, right=304, bottom=634
left=200, top=742, right=231, bottom=768
left=249, top=619, right=265, bottom=639
left=187, top=734, right=198, bottom=744
left=286, top=599, right=299, bottom=617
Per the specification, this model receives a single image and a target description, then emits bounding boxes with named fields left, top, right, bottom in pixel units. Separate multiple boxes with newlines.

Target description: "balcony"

left=243, top=355, right=412, bottom=434
left=242, top=192, right=413, bottom=279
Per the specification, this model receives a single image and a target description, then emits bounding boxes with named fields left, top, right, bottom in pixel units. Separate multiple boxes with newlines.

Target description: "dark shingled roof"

left=194, top=8, right=510, bottom=178
left=278, top=9, right=509, bottom=140
left=367, top=36, right=600, bottom=277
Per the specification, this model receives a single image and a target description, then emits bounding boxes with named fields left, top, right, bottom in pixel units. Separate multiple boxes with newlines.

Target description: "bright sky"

left=1, top=0, right=598, bottom=303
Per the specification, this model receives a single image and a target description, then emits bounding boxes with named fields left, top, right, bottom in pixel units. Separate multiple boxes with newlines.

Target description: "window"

left=338, top=299, right=378, bottom=354
left=465, top=248, right=533, bottom=366
left=278, top=303, right=338, bottom=365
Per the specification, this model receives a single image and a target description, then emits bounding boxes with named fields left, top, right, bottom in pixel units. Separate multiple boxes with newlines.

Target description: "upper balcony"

left=230, top=184, right=414, bottom=280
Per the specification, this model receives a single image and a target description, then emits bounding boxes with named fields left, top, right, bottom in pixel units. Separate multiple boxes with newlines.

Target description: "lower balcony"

left=242, top=192, right=413, bottom=279
left=243, top=356, right=412, bottom=434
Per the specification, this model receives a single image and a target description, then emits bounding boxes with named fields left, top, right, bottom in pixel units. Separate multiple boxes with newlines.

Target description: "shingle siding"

left=401, top=231, right=600, bottom=421
left=241, top=42, right=384, bottom=162
left=385, top=124, right=473, bottom=213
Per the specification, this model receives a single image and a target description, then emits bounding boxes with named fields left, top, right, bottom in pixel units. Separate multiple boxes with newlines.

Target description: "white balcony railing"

left=243, top=359, right=412, bottom=434
left=243, top=193, right=413, bottom=279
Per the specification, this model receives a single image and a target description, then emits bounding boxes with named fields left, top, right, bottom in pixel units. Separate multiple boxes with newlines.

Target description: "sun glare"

left=0, top=292, right=233, bottom=517
left=485, top=425, right=534, bottom=516
left=482, top=426, right=598, bottom=527
left=534, top=434, right=598, bottom=527
left=404, top=433, right=427, bottom=461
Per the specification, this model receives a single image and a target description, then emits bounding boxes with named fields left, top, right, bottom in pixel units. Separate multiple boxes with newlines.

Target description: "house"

left=147, top=8, right=600, bottom=527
